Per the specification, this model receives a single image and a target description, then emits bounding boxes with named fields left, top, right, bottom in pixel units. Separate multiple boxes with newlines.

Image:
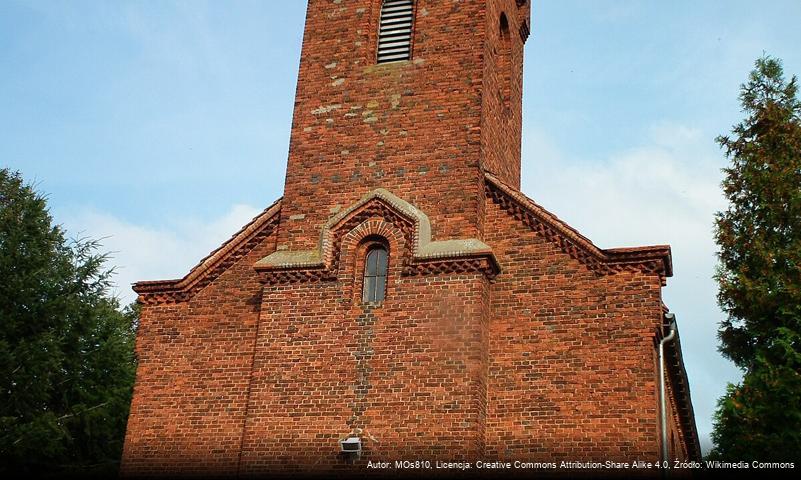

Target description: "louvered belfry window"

left=377, top=0, right=414, bottom=63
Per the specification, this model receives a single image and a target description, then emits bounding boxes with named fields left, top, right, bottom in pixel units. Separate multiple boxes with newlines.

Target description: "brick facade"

left=122, top=0, right=699, bottom=476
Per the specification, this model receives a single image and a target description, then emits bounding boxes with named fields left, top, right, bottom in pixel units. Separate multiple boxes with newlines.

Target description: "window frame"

left=362, top=243, right=389, bottom=304
left=376, top=0, right=416, bottom=64
left=497, top=12, right=513, bottom=112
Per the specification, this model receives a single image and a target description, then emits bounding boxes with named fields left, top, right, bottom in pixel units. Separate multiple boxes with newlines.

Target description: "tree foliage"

left=710, top=56, right=801, bottom=461
left=0, top=168, right=137, bottom=475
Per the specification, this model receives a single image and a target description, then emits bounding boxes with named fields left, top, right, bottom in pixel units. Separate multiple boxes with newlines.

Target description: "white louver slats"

left=377, top=0, right=414, bottom=63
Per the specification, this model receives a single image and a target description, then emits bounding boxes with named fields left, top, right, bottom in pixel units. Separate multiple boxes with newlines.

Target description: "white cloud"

left=58, top=203, right=262, bottom=305
left=521, top=122, right=742, bottom=454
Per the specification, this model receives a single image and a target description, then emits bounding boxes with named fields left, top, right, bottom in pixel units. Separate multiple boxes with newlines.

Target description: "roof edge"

left=133, top=198, right=282, bottom=295
left=255, top=188, right=501, bottom=281
left=664, top=320, right=703, bottom=460
left=484, top=172, right=672, bottom=277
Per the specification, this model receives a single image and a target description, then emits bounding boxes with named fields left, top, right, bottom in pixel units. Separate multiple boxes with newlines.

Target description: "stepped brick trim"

left=484, top=172, right=672, bottom=281
left=133, top=199, right=282, bottom=305
left=255, top=188, right=500, bottom=283
left=519, top=20, right=530, bottom=43
left=406, top=256, right=499, bottom=278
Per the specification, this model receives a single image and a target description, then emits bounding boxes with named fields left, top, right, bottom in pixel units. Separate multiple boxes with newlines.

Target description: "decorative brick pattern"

left=255, top=190, right=501, bottom=285
left=485, top=172, right=672, bottom=281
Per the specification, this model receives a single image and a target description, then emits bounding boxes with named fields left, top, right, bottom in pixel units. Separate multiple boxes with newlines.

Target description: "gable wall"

left=121, top=193, right=696, bottom=474
left=120, top=220, right=278, bottom=477
left=483, top=194, right=665, bottom=461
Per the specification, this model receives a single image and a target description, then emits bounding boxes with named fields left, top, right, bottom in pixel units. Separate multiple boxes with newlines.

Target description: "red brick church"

left=122, top=0, right=699, bottom=475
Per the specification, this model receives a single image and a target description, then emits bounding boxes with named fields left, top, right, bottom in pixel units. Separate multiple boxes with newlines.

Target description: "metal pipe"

left=659, top=313, right=677, bottom=467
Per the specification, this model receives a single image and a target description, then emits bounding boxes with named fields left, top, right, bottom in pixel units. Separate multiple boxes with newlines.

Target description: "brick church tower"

left=122, top=0, right=700, bottom=476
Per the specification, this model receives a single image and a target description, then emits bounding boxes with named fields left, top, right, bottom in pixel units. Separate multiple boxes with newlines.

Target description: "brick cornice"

left=133, top=199, right=282, bottom=305
left=661, top=322, right=702, bottom=460
left=484, top=172, right=673, bottom=281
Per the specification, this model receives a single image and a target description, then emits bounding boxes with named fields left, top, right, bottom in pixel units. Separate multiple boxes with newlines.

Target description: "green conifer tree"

left=710, top=56, right=801, bottom=461
left=0, top=168, right=137, bottom=475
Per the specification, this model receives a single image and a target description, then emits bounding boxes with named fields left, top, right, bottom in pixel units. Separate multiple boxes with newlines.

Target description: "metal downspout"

left=659, top=313, right=677, bottom=466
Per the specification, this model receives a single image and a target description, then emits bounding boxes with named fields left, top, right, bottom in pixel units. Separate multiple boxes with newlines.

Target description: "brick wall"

left=121, top=0, right=698, bottom=475
left=121, top=216, right=278, bottom=476
left=239, top=274, right=489, bottom=473
left=483, top=194, right=664, bottom=461
left=122, top=182, right=696, bottom=475
left=480, top=0, right=526, bottom=190
left=279, top=0, right=529, bottom=252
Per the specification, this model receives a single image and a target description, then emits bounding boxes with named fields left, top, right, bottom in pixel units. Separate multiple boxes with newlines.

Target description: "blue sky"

left=3, top=0, right=801, bottom=455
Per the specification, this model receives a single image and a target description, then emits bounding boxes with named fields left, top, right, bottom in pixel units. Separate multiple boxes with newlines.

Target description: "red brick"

left=121, top=1, right=698, bottom=476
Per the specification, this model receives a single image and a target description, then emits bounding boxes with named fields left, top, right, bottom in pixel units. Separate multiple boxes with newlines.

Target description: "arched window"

left=377, top=0, right=414, bottom=63
left=363, top=246, right=388, bottom=303
left=497, top=13, right=512, bottom=110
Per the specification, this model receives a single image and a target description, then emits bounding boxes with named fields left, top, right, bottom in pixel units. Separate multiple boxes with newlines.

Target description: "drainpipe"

left=659, top=313, right=677, bottom=467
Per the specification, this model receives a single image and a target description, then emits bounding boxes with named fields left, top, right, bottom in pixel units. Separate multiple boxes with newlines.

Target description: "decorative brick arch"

left=339, top=219, right=405, bottom=303
left=340, top=218, right=407, bottom=268
left=254, top=188, right=500, bottom=284
left=326, top=193, right=420, bottom=272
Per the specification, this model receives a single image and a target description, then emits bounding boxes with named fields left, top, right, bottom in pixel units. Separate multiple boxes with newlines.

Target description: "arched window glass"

left=377, top=0, right=414, bottom=63
left=363, top=246, right=388, bottom=303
